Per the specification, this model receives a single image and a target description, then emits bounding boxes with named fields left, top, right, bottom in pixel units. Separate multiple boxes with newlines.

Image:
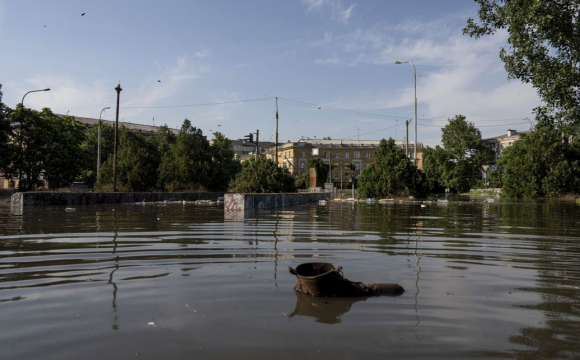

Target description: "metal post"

left=275, top=97, right=279, bottom=165
left=97, top=107, right=110, bottom=180
left=395, top=60, right=418, bottom=166
left=113, top=84, right=122, bottom=192
left=412, top=62, right=417, bottom=166
left=405, top=119, right=410, bottom=157
left=255, top=129, right=259, bottom=159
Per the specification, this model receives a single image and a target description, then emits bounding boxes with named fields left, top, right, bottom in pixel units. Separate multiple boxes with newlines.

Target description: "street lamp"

left=97, top=106, right=111, bottom=179
left=395, top=60, right=418, bottom=166
left=21, top=88, right=51, bottom=106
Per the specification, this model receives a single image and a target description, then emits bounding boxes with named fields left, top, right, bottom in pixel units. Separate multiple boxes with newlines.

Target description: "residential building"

left=266, top=138, right=423, bottom=184
left=482, top=129, right=530, bottom=163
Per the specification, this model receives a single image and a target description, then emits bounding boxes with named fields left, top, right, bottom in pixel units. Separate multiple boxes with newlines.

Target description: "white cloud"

left=302, top=0, right=356, bottom=24
left=194, top=49, right=212, bottom=59
left=309, top=16, right=542, bottom=144
left=18, top=54, right=211, bottom=123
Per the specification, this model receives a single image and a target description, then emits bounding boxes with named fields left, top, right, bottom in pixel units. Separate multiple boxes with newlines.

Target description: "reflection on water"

left=0, top=200, right=579, bottom=359
left=288, top=291, right=369, bottom=324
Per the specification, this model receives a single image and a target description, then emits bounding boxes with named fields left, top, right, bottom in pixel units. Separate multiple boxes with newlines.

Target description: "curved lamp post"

left=21, top=88, right=51, bottom=106
left=97, top=107, right=111, bottom=179
left=395, top=60, right=418, bottom=166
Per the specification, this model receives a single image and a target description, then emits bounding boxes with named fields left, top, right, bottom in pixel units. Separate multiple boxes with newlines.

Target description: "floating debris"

left=65, top=207, right=76, bottom=212
left=147, top=322, right=156, bottom=327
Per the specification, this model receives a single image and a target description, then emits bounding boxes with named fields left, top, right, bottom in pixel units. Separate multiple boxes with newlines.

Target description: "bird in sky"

left=81, top=12, right=85, bottom=16
left=317, top=107, right=321, bottom=109
left=218, top=124, right=221, bottom=127
left=158, top=80, right=161, bottom=83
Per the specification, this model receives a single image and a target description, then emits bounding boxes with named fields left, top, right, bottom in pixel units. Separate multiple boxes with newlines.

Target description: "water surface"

left=1, top=200, right=579, bottom=359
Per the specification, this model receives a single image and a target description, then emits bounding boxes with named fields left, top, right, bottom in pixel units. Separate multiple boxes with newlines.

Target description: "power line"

left=120, top=97, right=273, bottom=109
left=278, top=97, right=409, bottom=120
left=419, top=121, right=530, bottom=128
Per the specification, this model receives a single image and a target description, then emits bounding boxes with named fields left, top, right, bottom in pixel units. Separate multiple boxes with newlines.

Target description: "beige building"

left=482, top=129, right=530, bottom=163
left=267, top=139, right=423, bottom=184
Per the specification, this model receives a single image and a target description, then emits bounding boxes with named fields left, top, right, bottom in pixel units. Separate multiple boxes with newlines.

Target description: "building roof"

left=60, top=114, right=180, bottom=136
left=276, top=138, right=423, bottom=149
left=483, top=130, right=531, bottom=142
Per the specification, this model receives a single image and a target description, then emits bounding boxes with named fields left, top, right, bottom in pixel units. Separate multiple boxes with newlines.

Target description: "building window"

left=323, top=151, right=328, bottom=158
left=345, top=152, right=349, bottom=159
left=354, top=151, right=360, bottom=159
left=333, top=173, right=339, bottom=179
left=365, top=152, right=370, bottom=158
left=333, top=152, right=339, bottom=158
left=300, top=162, right=305, bottom=169
left=345, top=173, right=349, bottom=179
left=300, top=151, right=305, bottom=158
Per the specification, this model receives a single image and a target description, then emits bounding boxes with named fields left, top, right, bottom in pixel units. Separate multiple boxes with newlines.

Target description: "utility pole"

left=113, top=84, right=122, bottom=193
left=255, top=129, right=259, bottom=159
left=405, top=119, right=410, bottom=157
left=97, top=106, right=110, bottom=180
left=275, top=97, right=279, bottom=165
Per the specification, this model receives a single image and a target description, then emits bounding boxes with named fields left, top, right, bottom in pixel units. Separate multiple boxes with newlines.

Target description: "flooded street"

left=1, top=200, right=579, bottom=359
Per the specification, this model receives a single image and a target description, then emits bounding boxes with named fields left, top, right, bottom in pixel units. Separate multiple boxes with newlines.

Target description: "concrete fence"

left=224, top=192, right=329, bottom=212
left=10, top=192, right=224, bottom=206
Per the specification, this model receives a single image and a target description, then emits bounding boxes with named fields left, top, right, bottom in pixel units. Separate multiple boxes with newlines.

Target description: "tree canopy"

left=0, top=84, right=12, bottom=174
left=232, top=156, right=296, bottom=193
left=464, top=0, right=580, bottom=126
left=423, top=115, right=493, bottom=193
left=358, top=138, right=425, bottom=198
left=308, top=158, right=329, bottom=187
left=499, top=122, right=580, bottom=198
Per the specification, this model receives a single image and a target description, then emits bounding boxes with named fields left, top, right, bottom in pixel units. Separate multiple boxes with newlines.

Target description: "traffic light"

left=244, top=133, right=254, bottom=143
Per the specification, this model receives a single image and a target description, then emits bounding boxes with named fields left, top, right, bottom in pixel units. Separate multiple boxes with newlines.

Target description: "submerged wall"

left=224, top=192, right=329, bottom=212
left=11, top=192, right=224, bottom=206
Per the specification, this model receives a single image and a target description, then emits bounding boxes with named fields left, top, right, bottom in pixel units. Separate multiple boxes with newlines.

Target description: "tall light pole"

left=395, top=60, right=418, bottom=166
left=113, top=84, right=122, bottom=193
left=97, top=106, right=110, bottom=180
left=21, top=88, right=50, bottom=106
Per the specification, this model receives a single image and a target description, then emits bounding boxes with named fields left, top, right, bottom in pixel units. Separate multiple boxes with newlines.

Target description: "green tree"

left=0, top=84, right=12, bottom=174
left=499, top=123, right=580, bottom=198
left=209, top=131, right=241, bottom=191
left=464, top=0, right=580, bottom=126
left=424, top=115, right=493, bottom=193
left=148, top=125, right=177, bottom=190
left=358, top=138, right=425, bottom=198
left=6, top=106, right=85, bottom=190
left=78, top=122, right=115, bottom=188
left=158, top=119, right=212, bottom=191
left=422, top=145, right=451, bottom=193
left=233, top=156, right=296, bottom=193
left=42, top=110, right=86, bottom=189
left=308, top=158, right=329, bottom=187
left=295, top=173, right=309, bottom=189
left=98, top=127, right=160, bottom=191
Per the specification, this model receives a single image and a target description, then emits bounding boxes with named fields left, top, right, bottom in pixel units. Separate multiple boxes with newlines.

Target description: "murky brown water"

left=1, top=200, right=579, bottom=359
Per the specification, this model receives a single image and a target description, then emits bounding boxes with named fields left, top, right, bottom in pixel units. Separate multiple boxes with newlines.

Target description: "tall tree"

left=0, top=84, right=12, bottom=175
left=422, top=145, right=452, bottom=193
left=98, top=127, right=160, bottom=191
left=42, top=110, right=86, bottom=189
left=232, top=157, right=296, bottom=193
left=158, top=119, right=212, bottom=191
left=499, top=122, right=580, bottom=198
left=439, top=115, right=493, bottom=192
left=464, top=0, right=580, bottom=126
left=358, top=138, right=425, bottom=198
left=209, top=131, right=241, bottom=191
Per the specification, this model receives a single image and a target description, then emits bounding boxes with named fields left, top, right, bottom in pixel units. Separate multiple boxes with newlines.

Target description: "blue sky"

left=0, top=0, right=541, bottom=146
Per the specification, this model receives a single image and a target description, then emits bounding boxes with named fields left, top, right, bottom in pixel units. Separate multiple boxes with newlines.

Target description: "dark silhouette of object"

left=288, top=291, right=368, bottom=324
left=158, top=80, right=161, bottom=82
left=289, top=263, right=404, bottom=297
left=81, top=13, right=85, bottom=16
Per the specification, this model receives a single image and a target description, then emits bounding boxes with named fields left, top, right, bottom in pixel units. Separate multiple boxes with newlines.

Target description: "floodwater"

left=0, top=200, right=579, bottom=360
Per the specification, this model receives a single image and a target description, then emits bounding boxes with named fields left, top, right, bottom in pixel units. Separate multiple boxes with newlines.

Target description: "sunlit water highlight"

left=1, top=200, right=579, bottom=359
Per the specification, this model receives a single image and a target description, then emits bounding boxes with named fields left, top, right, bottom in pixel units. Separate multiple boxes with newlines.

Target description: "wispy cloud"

left=302, top=0, right=356, bottom=24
